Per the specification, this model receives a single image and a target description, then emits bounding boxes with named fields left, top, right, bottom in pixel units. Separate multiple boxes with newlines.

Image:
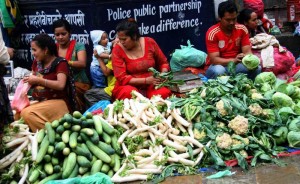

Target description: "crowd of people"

left=1, top=0, right=299, bottom=131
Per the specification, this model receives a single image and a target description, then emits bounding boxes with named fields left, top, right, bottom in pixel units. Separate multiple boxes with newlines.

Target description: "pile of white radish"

left=0, top=120, right=38, bottom=184
left=105, top=91, right=210, bottom=183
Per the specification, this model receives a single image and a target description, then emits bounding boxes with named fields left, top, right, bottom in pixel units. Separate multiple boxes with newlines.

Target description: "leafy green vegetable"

left=242, top=54, right=260, bottom=70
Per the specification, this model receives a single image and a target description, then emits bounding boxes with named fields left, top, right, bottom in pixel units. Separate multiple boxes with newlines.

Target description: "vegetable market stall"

left=1, top=70, right=300, bottom=183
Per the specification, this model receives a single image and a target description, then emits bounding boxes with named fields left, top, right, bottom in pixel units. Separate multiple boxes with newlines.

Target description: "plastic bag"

left=243, top=0, right=264, bottom=18
left=252, top=47, right=295, bottom=75
left=46, top=172, right=112, bottom=184
left=83, top=100, right=110, bottom=116
left=11, top=79, right=31, bottom=112
left=170, top=40, right=207, bottom=72
left=270, top=25, right=281, bottom=35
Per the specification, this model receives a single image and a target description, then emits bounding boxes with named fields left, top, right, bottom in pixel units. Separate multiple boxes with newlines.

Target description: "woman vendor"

left=21, top=34, right=76, bottom=132
left=112, top=18, right=171, bottom=100
left=53, top=19, right=90, bottom=112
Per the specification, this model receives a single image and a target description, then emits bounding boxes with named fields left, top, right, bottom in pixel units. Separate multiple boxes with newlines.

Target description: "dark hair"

left=52, top=19, right=71, bottom=33
left=32, top=33, right=58, bottom=56
left=218, top=0, right=238, bottom=18
left=237, top=9, right=255, bottom=24
left=116, top=18, right=140, bottom=40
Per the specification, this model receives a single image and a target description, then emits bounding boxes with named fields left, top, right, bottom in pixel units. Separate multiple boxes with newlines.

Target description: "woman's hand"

left=146, top=76, right=164, bottom=85
left=23, top=75, right=41, bottom=85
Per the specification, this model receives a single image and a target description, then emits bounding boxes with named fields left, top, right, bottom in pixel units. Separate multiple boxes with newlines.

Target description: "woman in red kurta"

left=112, top=19, right=171, bottom=100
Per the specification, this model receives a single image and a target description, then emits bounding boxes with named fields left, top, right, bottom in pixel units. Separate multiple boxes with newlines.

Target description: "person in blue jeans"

left=205, top=1, right=261, bottom=80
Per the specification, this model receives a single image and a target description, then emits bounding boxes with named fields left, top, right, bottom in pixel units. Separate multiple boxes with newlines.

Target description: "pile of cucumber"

left=28, top=111, right=121, bottom=184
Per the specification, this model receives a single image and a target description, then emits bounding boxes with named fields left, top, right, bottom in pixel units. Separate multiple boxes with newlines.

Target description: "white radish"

left=5, top=136, right=27, bottom=148
left=137, top=151, right=159, bottom=165
left=178, top=148, right=202, bottom=159
left=163, top=139, right=187, bottom=152
left=127, top=168, right=162, bottom=174
left=118, top=129, right=133, bottom=144
left=16, top=151, right=24, bottom=162
left=28, top=134, right=38, bottom=161
left=176, top=121, right=187, bottom=132
left=18, top=163, right=29, bottom=184
left=0, top=139, right=29, bottom=169
left=128, top=126, right=154, bottom=137
left=123, top=98, right=130, bottom=110
left=132, top=90, right=148, bottom=102
left=193, top=141, right=211, bottom=166
left=135, top=149, right=153, bottom=156
left=107, top=104, right=114, bottom=123
left=188, top=124, right=194, bottom=139
left=171, top=109, right=190, bottom=127
left=122, top=143, right=131, bottom=157
left=129, top=99, right=138, bottom=113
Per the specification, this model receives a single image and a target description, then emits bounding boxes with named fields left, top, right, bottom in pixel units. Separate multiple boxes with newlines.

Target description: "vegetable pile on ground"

left=0, top=119, right=37, bottom=184
left=103, top=91, right=209, bottom=183
left=169, top=72, right=300, bottom=170
left=22, top=111, right=121, bottom=184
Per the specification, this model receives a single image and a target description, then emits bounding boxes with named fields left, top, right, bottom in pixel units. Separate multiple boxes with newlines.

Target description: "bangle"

left=68, top=60, right=74, bottom=66
left=109, top=54, right=111, bottom=60
left=44, top=79, right=47, bottom=87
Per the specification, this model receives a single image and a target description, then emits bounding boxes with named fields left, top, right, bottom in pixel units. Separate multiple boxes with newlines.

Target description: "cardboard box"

left=169, top=71, right=203, bottom=93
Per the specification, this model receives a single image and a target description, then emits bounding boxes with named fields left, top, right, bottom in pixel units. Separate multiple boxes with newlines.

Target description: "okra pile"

left=28, top=111, right=121, bottom=183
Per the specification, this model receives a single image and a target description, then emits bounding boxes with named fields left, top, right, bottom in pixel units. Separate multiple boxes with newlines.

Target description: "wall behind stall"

left=13, top=0, right=215, bottom=71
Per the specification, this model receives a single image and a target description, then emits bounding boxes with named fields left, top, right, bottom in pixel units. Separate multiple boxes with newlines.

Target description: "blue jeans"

left=90, top=65, right=106, bottom=87
left=205, top=63, right=261, bottom=80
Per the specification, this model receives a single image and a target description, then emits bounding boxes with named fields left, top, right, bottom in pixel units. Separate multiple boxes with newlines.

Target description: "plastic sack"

left=269, top=25, right=281, bottom=35
left=252, top=47, right=295, bottom=75
left=46, top=172, right=112, bottom=184
left=11, top=79, right=31, bottom=112
left=170, top=40, right=207, bottom=72
left=83, top=100, right=110, bottom=116
left=243, top=0, right=264, bottom=18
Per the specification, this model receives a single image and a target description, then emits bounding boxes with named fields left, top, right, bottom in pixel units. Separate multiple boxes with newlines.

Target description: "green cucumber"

left=44, top=162, right=54, bottom=175
left=56, top=125, right=65, bottom=134
left=55, top=142, right=66, bottom=152
left=111, top=134, right=121, bottom=154
left=45, top=122, right=55, bottom=144
left=90, top=160, right=103, bottom=175
left=98, top=141, right=115, bottom=155
left=36, top=135, right=49, bottom=164
left=80, top=128, right=94, bottom=136
left=37, top=129, right=45, bottom=143
left=113, top=154, right=121, bottom=172
left=79, top=167, right=89, bottom=175
left=92, top=115, right=103, bottom=135
left=64, top=113, right=73, bottom=123
left=71, top=125, right=81, bottom=132
left=85, top=112, right=93, bottom=119
left=100, top=117, right=115, bottom=135
left=100, top=163, right=110, bottom=174
left=28, top=165, right=42, bottom=183
left=77, top=155, right=91, bottom=168
left=39, top=172, right=62, bottom=184
left=102, top=131, right=111, bottom=144
left=68, top=163, right=79, bottom=178
left=62, top=152, right=77, bottom=179
left=62, top=130, right=71, bottom=143
left=51, top=120, right=60, bottom=128
left=85, top=140, right=111, bottom=163
left=90, top=129, right=100, bottom=144
left=73, top=111, right=83, bottom=119
left=47, top=145, right=54, bottom=154
left=69, top=132, right=78, bottom=148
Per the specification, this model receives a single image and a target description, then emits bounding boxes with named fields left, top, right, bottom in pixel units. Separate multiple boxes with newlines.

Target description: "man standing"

left=205, top=0, right=261, bottom=79
left=0, top=28, right=14, bottom=133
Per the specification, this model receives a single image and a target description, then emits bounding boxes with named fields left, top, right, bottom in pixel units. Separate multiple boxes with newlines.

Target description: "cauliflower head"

left=216, top=133, right=232, bottom=149
left=239, top=150, right=248, bottom=158
left=216, top=100, right=232, bottom=116
left=251, top=92, right=264, bottom=100
left=249, top=103, right=263, bottom=116
left=194, top=128, right=206, bottom=141
left=228, top=115, right=249, bottom=135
